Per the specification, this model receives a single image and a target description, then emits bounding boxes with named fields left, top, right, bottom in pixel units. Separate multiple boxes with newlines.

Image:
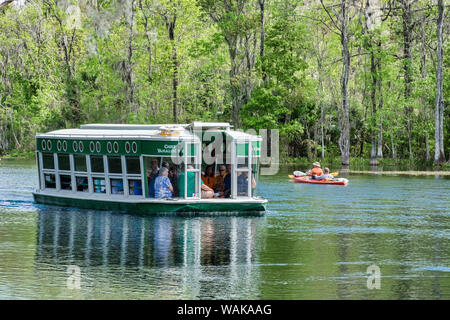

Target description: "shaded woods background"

left=0, top=0, right=448, bottom=165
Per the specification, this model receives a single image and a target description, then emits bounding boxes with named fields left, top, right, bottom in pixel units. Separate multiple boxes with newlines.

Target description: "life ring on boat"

left=160, top=126, right=183, bottom=136
left=160, top=131, right=179, bottom=136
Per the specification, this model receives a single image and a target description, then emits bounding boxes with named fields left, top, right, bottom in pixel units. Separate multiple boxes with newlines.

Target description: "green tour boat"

left=33, top=122, right=267, bottom=214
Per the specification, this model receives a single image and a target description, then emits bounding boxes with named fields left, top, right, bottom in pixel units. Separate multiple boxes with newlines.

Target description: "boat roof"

left=187, top=122, right=262, bottom=141
left=37, top=127, right=196, bottom=141
left=80, top=124, right=189, bottom=130
left=36, top=122, right=261, bottom=141
left=224, top=129, right=262, bottom=141
left=187, top=122, right=232, bottom=130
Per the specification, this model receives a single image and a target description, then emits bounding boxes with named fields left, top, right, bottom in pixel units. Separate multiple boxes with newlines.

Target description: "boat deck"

left=33, top=190, right=267, bottom=214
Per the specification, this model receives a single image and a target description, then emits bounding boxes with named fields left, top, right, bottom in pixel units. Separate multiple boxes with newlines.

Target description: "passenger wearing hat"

left=307, top=162, right=323, bottom=179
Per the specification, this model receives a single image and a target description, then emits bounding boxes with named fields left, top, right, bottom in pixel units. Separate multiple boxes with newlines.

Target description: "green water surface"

left=0, top=159, right=449, bottom=299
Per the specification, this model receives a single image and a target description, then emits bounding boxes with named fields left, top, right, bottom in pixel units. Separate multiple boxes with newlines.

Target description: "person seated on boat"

left=307, top=162, right=323, bottom=179
left=154, top=167, right=173, bottom=198
left=316, top=167, right=334, bottom=180
left=161, top=161, right=177, bottom=193
left=201, top=182, right=214, bottom=199
left=161, top=161, right=170, bottom=171
left=147, top=159, right=159, bottom=197
left=169, top=165, right=179, bottom=197
left=223, top=164, right=232, bottom=198
left=237, top=168, right=257, bottom=196
left=213, top=165, right=227, bottom=196
left=202, top=165, right=216, bottom=189
left=178, top=165, right=214, bottom=198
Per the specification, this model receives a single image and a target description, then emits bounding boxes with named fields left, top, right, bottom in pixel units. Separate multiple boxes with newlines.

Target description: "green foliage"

left=0, top=0, right=447, bottom=164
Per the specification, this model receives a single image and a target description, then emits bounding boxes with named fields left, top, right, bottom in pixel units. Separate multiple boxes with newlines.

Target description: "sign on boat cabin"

left=33, top=122, right=267, bottom=214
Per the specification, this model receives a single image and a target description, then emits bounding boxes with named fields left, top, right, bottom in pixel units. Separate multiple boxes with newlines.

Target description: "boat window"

left=74, top=154, right=87, bottom=172
left=44, top=173, right=56, bottom=188
left=128, top=179, right=143, bottom=196
left=187, top=156, right=197, bottom=166
left=179, top=153, right=200, bottom=199
left=76, top=176, right=89, bottom=192
left=92, top=177, right=106, bottom=193
left=43, top=153, right=55, bottom=169
left=59, top=175, right=72, bottom=190
left=251, top=156, right=259, bottom=196
left=161, top=158, right=181, bottom=198
left=108, top=156, right=122, bottom=174
left=182, top=142, right=201, bottom=199
left=172, top=164, right=184, bottom=198
left=36, top=152, right=42, bottom=189
left=90, top=155, right=104, bottom=173
left=145, top=157, right=161, bottom=198
left=178, top=170, right=199, bottom=198
left=110, top=178, right=124, bottom=194
left=234, top=142, right=254, bottom=198
left=58, top=154, right=70, bottom=171
left=237, top=157, right=249, bottom=167
left=126, top=157, right=140, bottom=174
left=237, top=171, right=250, bottom=197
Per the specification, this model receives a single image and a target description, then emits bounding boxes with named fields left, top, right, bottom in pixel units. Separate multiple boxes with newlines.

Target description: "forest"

left=0, top=0, right=448, bottom=166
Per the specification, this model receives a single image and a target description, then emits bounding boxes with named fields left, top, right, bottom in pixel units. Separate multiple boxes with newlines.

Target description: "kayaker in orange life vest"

left=307, top=162, right=323, bottom=179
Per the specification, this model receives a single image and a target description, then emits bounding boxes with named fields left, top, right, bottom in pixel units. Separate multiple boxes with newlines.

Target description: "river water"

left=0, top=159, right=449, bottom=299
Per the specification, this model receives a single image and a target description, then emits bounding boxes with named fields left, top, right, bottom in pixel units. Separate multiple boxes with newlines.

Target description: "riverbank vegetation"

left=0, top=0, right=448, bottom=166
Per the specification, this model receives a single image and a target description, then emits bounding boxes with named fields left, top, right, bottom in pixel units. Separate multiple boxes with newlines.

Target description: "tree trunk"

left=243, top=33, right=256, bottom=105
left=392, top=91, right=398, bottom=160
left=306, top=127, right=312, bottom=160
left=377, top=116, right=383, bottom=158
left=172, top=44, right=178, bottom=123
left=339, top=1, right=351, bottom=166
left=377, top=70, right=383, bottom=158
left=165, top=13, right=178, bottom=123
left=258, top=0, right=266, bottom=82
left=227, top=40, right=241, bottom=128
left=313, top=124, right=318, bottom=159
left=319, top=98, right=325, bottom=159
left=400, top=0, right=413, bottom=159
left=126, top=0, right=135, bottom=109
left=419, top=17, right=429, bottom=161
left=434, top=0, right=446, bottom=164
left=138, top=0, right=154, bottom=84
left=316, top=51, right=326, bottom=159
left=391, top=130, right=396, bottom=160
left=377, top=58, right=383, bottom=159
left=321, top=120, right=325, bottom=159
left=369, top=42, right=378, bottom=165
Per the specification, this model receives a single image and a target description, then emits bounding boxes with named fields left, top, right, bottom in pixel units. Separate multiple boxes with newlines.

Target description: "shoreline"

left=346, top=170, right=450, bottom=176
left=1, top=156, right=449, bottom=175
left=0, top=152, right=35, bottom=160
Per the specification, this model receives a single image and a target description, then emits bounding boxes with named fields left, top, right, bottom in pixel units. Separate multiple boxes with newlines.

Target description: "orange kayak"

left=293, top=176, right=348, bottom=186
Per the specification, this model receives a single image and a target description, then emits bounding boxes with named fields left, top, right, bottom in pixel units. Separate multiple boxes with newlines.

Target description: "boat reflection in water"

left=35, top=208, right=265, bottom=299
